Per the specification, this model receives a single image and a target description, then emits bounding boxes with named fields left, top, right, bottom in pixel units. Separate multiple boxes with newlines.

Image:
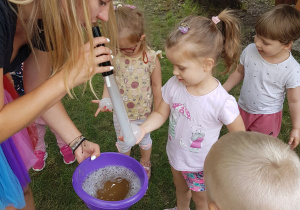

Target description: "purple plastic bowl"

left=72, top=152, right=148, bottom=210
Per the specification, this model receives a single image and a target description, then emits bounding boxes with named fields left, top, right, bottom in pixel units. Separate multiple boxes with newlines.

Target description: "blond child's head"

left=165, top=9, right=241, bottom=74
left=204, top=131, right=300, bottom=210
left=255, top=4, right=300, bottom=45
left=114, top=4, right=147, bottom=56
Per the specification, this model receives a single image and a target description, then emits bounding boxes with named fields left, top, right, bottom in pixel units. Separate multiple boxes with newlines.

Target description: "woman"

left=0, top=0, right=116, bottom=209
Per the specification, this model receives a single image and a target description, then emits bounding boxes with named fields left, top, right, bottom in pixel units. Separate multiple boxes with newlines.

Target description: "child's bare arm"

left=223, top=64, right=245, bottom=92
left=287, top=86, right=300, bottom=149
left=226, top=115, right=246, bottom=132
left=141, top=100, right=170, bottom=134
left=151, top=56, right=162, bottom=110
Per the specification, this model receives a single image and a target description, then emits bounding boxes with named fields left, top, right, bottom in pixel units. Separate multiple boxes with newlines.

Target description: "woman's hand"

left=67, top=37, right=114, bottom=89
left=74, top=140, right=100, bottom=163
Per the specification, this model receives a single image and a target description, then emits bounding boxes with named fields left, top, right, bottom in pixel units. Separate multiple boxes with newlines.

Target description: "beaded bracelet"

left=69, top=135, right=86, bottom=155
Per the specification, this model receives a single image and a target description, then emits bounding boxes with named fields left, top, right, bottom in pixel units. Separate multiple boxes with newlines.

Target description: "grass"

left=30, top=0, right=300, bottom=209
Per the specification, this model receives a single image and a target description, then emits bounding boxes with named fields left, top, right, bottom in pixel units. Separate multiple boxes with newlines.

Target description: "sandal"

left=140, top=160, right=151, bottom=180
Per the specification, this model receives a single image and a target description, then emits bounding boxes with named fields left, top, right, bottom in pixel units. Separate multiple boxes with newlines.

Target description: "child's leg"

left=140, top=143, right=152, bottom=163
left=132, top=119, right=152, bottom=162
left=191, top=191, right=208, bottom=210
left=138, top=127, right=152, bottom=163
left=34, top=118, right=46, bottom=152
left=47, top=125, right=76, bottom=164
left=32, top=118, right=48, bottom=171
left=54, top=131, right=66, bottom=149
left=134, top=119, right=152, bottom=179
left=139, top=141, right=152, bottom=179
left=171, top=167, right=191, bottom=210
left=53, top=130, right=76, bottom=164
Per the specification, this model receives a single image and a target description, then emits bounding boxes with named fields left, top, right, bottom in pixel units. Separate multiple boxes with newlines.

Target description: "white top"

left=239, top=44, right=300, bottom=114
left=162, top=76, right=240, bottom=172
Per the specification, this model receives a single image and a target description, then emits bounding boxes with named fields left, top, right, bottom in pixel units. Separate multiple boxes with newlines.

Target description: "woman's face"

left=79, top=0, right=111, bottom=23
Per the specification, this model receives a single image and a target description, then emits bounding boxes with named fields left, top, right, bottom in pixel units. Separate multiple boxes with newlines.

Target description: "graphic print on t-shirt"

left=168, top=103, right=191, bottom=140
left=180, top=125, right=205, bottom=153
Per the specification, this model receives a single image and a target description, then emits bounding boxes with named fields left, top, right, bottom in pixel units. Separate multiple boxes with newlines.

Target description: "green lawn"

left=30, top=0, right=300, bottom=209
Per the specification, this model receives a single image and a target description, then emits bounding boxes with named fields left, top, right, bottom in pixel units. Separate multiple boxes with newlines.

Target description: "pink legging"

left=34, top=118, right=66, bottom=151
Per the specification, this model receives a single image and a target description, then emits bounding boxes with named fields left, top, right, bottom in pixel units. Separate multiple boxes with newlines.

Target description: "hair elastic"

left=114, top=4, right=136, bottom=10
left=212, top=16, right=220, bottom=24
left=178, top=23, right=190, bottom=34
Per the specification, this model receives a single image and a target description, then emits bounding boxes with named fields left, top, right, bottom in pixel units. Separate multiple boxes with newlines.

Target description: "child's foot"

left=60, top=145, right=76, bottom=164
left=32, top=151, right=48, bottom=171
left=140, top=160, right=151, bottom=180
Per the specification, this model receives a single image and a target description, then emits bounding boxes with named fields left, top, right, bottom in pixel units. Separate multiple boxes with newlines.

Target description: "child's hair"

left=255, top=4, right=300, bottom=45
left=204, top=131, right=300, bottom=210
left=165, top=9, right=241, bottom=74
left=114, top=4, right=147, bottom=53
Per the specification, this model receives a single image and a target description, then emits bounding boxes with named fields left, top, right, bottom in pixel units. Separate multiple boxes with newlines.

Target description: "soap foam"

left=82, top=165, right=141, bottom=199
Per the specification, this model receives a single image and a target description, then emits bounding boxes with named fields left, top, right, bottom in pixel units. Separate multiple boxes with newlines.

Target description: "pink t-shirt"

left=163, top=76, right=239, bottom=171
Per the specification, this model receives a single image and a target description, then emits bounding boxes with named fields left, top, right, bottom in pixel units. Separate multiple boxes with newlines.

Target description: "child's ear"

left=284, top=42, right=293, bottom=51
left=203, top=58, right=215, bottom=72
left=140, top=34, right=146, bottom=41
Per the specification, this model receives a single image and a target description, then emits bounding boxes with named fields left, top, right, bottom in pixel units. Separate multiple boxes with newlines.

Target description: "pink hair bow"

left=212, top=16, right=220, bottom=25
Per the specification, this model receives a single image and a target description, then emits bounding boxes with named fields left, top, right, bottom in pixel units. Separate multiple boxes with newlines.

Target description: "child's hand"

left=91, top=98, right=113, bottom=117
left=118, top=126, right=146, bottom=145
left=288, top=128, right=300, bottom=149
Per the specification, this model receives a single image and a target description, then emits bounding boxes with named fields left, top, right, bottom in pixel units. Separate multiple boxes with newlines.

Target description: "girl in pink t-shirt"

left=134, top=10, right=245, bottom=210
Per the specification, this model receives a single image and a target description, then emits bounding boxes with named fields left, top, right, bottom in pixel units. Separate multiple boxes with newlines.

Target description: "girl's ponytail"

left=217, top=9, right=241, bottom=74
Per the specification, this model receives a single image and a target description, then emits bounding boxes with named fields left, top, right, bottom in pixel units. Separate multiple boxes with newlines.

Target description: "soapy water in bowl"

left=82, top=165, right=141, bottom=201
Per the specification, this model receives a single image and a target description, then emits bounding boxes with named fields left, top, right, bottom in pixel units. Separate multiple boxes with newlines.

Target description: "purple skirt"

left=1, top=137, right=31, bottom=189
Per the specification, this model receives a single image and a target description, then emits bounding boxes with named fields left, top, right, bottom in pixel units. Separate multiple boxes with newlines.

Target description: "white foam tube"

left=104, top=75, right=136, bottom=147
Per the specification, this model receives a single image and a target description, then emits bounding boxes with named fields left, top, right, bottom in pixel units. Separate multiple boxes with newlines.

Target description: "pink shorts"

left=181, top=171, right=205, bottom=192
left=239, top=106, right=282, bottom=137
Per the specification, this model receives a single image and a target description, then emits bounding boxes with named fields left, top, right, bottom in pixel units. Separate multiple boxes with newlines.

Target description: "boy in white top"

left=204, top=131, right=300, bottom=210
left=223, top=4, right=300, bottom=149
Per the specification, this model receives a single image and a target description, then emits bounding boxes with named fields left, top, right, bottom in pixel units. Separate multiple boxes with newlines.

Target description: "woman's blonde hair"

left=204, top=131, right=300, bottom=210
left=115, top=4, right=147, bottom=53
left=165, top=9, right=241, bottom=74
left=8, top=0, right=117, bottom=97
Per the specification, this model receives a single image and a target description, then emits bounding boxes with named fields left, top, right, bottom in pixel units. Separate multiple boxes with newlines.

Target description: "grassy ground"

left=30, top=0, right=300, bottom=209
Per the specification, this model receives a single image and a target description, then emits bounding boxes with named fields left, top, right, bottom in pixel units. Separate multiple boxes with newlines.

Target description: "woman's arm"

left=223, top=64, right=245, bottom=92
left=226, top=115, right=246, bottom=132
left=22, top=48, right=105, bottom=162
left=151, top=56, right=162, bottom=110
left=0, top=66, right=66, bottom=142
left=23, top=49, right=82, bottom=145
left=0, top=37, right=111, bottom=150
left=287, top=86, right=300, bottom=149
